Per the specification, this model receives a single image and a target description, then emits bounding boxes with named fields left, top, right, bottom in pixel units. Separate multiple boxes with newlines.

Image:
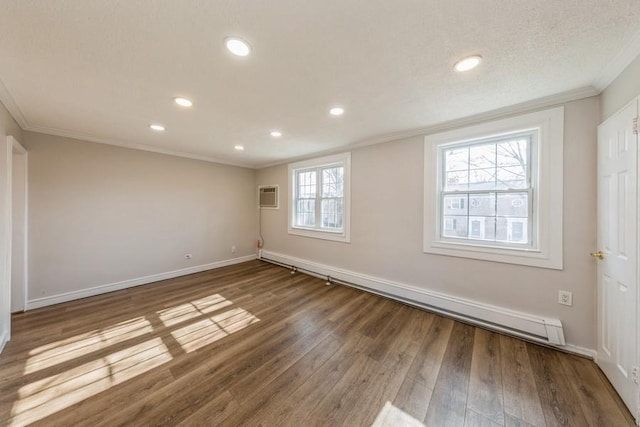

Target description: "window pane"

left=442, top=215, right=467, bottom=238
left=443, top=194, right=468, bottom=215
left=497, top=139, right=528, bottom=167
left=445, top=147, right=469, bottom=172
left=497, top=165, right=527, bottom=189
left=496, top=218, right=529, bottom=243
left=468, top=217, right=496, bottom=240
left=442, top=191, right=529, bottom=245
left=295, top=199, right=315, bottom=227
left=445, top=171, right=469, bottom=190
left=297, top=170, right=316, bottom=198
left=470, top=220, right=481, bottom=237
left=469, top=193, right=496, bottom=216
left=496, top=192, right=528, bottom=217
left=469, top=168, right=496, bottom=190
left=469, top=143, right=496, bottom=169
left=511, top=221, right=525, bottom=242
left=321, top=198, right=343, bottom=230
left=322, top=167, right=343, bottom=197
left=445, top=137, right=530, bottom=192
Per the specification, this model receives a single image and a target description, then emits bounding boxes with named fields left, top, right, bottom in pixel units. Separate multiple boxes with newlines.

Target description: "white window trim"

left=288, top=152, right=351, bottom=243
left=424, top=107, right=564, bottom=269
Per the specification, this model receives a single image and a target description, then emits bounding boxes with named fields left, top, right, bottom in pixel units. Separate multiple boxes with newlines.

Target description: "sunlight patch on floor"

left=170, top=307, right=260, bottom=353
left=157, top=294, right=233, bottom=327
left=10, top=293, right=262, bottom=425
left=11, top=338, right=172, bottom=426
left=371, top=401, right=425, bottom=427
left=24, top=317, right=153, bottom=374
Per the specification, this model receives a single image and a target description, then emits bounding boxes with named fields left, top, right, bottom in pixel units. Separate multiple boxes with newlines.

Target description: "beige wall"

left=24, top=132, right=257, bottom=301
left=257, top=96, right=599, bottom=349
left=0, top=101, right=23, bottom=345
left=600, top=54, right=640, bottom=121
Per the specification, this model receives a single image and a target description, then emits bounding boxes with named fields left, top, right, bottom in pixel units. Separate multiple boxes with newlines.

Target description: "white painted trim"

left=11, top=139, right=26, bottom=155
left=10, top=137, right=28, bottom=313
left=259, top=251, right=599, bottom=355
left=25, top=254, right=256, bottom=310
left=593, top=27, right=640, bottom=91
left=25, top=126, right=253, bottom=169
left=0, top=329, right=7, bottom=354
left=2, top=138, right=13, bottom=343
left=562, top=344, right=598, bottom=360
left=258, top=86, right=598, bottom=169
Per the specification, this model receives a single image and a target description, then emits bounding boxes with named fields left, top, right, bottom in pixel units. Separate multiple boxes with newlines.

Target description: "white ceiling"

left=0, top=1, right=639, bottom=168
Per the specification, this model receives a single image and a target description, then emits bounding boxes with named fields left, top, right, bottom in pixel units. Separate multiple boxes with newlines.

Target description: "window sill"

left=424, top=240, right=562, bottom=270
left=288, top=227, right=351, bottom=243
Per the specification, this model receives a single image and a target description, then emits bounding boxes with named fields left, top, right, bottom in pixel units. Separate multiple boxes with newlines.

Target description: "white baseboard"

left=561, top=344, right=598, bottom=359
left=26, top=254, right=257, bottom=310
left=261, top=250, right=595, bottom=358
left=0, top=329, right=8, bottom=354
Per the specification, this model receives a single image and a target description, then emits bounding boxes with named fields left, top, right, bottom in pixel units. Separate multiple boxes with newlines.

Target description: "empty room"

left=0, top=1, right=639, bottom=426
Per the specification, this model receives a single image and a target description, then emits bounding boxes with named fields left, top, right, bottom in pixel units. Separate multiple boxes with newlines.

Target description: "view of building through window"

left=441, top=133, right=532, bottom=245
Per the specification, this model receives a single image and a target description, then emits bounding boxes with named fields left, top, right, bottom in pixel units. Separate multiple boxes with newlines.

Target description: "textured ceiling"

left=0, top=1, right=639, bottom=167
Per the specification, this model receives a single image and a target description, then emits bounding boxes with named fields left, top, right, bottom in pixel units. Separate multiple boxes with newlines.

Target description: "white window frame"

left=424, top=107, right=564, bottom=269
left=288, top=152, right=351, bottom=243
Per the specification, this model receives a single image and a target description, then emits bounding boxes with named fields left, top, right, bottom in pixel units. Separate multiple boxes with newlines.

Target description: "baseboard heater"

left=259, top=251, right=566, bottom=348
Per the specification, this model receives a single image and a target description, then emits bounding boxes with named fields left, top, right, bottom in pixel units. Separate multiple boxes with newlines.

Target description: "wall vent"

left=259, top=185, right=279, bottom=209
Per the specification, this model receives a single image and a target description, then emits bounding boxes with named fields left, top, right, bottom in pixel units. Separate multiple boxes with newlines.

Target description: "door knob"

left=590, top=251, right=604, bottom=260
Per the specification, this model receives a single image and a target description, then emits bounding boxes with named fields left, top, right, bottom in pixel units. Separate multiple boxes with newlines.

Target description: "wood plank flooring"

left=0, top=260, right=634, bottom=426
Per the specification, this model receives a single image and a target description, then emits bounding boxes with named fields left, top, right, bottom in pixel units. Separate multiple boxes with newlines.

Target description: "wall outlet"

left=184, top=253, right=192, bottom=260
left=231, top=245, right=236, bottom=253
left=558, top=290, right=573, bottom=306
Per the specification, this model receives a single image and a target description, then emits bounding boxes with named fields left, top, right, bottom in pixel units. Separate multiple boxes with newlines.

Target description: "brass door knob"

left=590, top=251, right=604, bottom=260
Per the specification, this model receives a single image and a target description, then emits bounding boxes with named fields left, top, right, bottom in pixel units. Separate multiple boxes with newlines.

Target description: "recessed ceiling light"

left=329, top=107, right=345, bottom=116
left=150, top=124, right=165, bottom=131
left=270, top=130, right=282, bottom=137
left=454, top=55, right=482, bottom=72
left=174, top=97, right=193, bottom=107
left=234, top=145, right=245, bottom=151
left=225, top=37, right=251, bottom=57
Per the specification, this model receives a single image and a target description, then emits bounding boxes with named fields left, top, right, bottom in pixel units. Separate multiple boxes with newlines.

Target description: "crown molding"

left=24, top=124, right=254, bottom=169
left=256, top=85, right=599, bottom=169
left=0, top=77, right=28, bottom=129
left=593, top=27, right=640, bottom=91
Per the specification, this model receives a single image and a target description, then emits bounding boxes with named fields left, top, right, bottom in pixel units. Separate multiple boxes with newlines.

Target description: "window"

left=424, top=107, right=564, bottom=269
left=288, top=152, right=351, bottom=242
left=441, top=131, right=533, bottom=247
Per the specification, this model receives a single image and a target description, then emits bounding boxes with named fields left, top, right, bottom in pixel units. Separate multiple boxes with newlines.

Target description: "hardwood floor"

left=0, top=260, right=634, bottom=426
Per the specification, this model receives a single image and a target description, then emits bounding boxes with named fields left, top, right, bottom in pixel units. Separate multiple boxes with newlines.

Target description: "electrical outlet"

left=558, top=290, right=573, bottom=306
left=231, top=245, right=236, bottom=253
left=184, top=254, right=192, bottom=260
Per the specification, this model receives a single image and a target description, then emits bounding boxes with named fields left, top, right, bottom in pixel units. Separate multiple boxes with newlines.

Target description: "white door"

left=596, top=98, right=639, bottom=417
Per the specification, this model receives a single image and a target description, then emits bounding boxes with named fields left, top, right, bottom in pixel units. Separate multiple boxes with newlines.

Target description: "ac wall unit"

left=259, top=185, right=279, bottom=209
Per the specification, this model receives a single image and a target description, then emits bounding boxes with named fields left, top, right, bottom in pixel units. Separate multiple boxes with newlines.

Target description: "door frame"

left=2, top=135, right=27, bottom=348
left=10, top=136, right=27, bottom=313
